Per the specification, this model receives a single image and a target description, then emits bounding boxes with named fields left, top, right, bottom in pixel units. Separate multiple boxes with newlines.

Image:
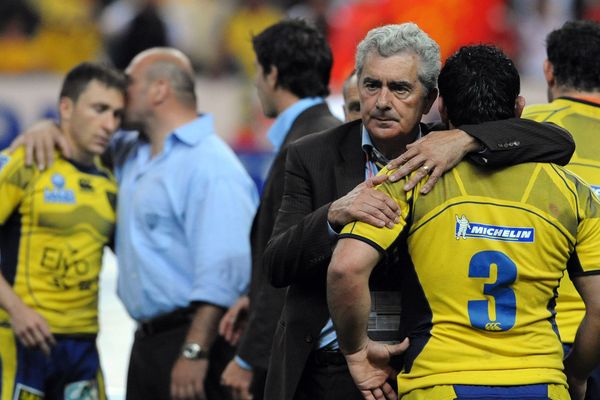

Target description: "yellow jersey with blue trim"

left=0, top=148, right=116, bottom=335
left=341, top=161, right=600, bottom=395
left=523, top=97, right=600, bottom=344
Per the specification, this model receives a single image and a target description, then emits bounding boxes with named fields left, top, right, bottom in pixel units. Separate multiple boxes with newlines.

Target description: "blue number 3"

left=468, top=250, right=517, bottom=332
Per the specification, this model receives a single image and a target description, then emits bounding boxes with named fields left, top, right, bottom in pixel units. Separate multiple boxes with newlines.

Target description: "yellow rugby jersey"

left=341, top=161, right=600, bottom=395
left=523, top=97, right=600, bottom=343
left=0, top=148, right=116, bottom=335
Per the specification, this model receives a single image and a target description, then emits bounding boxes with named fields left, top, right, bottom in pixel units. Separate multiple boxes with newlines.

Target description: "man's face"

left=62, top=80, right=124, bottom=157
left=254, top=61, right=277, bottom=118
left=359, top=51, right=435, bottom=141
left=343, top=74, right=361, bottom=122
left=124, top=58, right=151, bottom=130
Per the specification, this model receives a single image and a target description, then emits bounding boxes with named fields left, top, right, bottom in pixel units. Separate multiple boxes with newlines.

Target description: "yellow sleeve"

left=340, top=167, right=411, bottom=252
left=569, top=184, right=600, bottom=276
left=0, top=149, right=34, bottom=224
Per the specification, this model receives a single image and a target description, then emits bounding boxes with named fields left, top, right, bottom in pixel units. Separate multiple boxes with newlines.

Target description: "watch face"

left=182, top=343, right=204, bottom=359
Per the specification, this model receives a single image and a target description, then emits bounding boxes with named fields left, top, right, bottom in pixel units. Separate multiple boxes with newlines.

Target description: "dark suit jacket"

left=262, top=118, right=575, bottom=400
left=236, top=102, right=341, bottom=372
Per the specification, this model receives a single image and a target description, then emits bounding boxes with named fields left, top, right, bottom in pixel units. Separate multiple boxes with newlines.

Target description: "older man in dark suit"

left=262, top=23, right=575, bottom=400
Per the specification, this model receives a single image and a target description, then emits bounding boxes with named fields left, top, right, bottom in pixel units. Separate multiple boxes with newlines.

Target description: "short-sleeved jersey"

left=0, top=148, right=117, bottom=335
left=341, top=161, right=600, bottom=395
left=523, top=97, right=600, bottom=343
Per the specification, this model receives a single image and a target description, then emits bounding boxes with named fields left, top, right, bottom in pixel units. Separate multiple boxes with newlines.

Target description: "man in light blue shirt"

left=113, top=48, right=257, bottom=400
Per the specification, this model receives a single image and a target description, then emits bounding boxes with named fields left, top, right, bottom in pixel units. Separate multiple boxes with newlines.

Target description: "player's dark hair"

left=60, top=62, right=127, bottom=102
left=252, top=19, right=332, bottom=98
left=546, top=20, right=600, bottom=92
left=438, top=45, right=519, bottom=127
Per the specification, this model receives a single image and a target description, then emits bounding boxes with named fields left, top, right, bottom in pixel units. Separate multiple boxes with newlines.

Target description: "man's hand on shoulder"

left=386, top=129, right=481, bottom=194
left=327, top=174, right=399, bottom=231
left=8, top=120, right=70, bottom=170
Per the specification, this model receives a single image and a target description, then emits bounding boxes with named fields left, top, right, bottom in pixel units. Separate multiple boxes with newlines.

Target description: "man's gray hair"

left=355, top=23, right=441, bottom=95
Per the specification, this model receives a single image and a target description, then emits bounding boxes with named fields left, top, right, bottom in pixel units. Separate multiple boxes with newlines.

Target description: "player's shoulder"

left=0, top=147, right=29, bottom=174
left=523, top=100, right=573, bottom=121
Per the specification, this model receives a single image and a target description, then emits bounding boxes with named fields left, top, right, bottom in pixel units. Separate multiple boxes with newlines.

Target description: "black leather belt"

left=137, top=306, right=195, bottom=337
left=312, top=348, right=347, bottom=366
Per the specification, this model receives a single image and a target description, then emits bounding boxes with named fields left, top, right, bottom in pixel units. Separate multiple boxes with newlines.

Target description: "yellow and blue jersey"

left=523, top=97, right=600, bottom=343
left=0, top=148, right=116, bottom=335
left=341, top=161, right=600, bottom=396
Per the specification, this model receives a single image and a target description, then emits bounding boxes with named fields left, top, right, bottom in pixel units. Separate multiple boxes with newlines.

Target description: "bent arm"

left=462, top=119, right=574, bottom=166
left=565, top=274, right=600, bottom=385
left=327, top=238, right=381, bottom=354
left=264, top=144, right=336, bottom=288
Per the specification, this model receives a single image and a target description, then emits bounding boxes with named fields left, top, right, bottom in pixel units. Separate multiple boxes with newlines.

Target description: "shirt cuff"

left=327, top=221, right=340, bottom=238
left=235, top=355, right=253, bottom=371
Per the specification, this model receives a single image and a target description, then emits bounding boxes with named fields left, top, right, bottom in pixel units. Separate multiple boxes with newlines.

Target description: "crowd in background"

left=2, top=0, right=600, bottom=80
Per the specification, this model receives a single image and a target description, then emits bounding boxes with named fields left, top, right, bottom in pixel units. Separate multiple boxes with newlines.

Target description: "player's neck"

left=551, top=87, right=600, bottom=103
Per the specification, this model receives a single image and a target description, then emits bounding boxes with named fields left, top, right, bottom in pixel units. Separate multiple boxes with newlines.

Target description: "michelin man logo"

left=454, top=214, right=534, bottom=242
left=455, top=215, right=470, bottom=239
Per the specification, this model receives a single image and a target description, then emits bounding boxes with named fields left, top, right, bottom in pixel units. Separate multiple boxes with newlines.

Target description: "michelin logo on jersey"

left=455, top=215, right=534, bottom=242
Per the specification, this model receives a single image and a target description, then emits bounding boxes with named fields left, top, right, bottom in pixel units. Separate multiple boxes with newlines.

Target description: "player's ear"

left=59, top=97, right=74, bottom=122
left=514, top=96, right=525, bottom=118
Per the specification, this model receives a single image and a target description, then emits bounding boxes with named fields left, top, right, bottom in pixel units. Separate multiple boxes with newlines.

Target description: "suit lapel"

left=334, top=122, right=365, bottom=197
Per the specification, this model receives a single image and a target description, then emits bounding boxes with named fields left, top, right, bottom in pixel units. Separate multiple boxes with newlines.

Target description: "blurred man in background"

left=523, top=19, right=600, bottom=400
left=219, top=19, right=340, bottom=400
left=342, top=69, right=361, bottom=122
left=0, top=62, right=126, bottom=400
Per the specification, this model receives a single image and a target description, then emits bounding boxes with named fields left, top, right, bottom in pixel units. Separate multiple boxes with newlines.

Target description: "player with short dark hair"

left=0, top=62, right=126, bottom=400
left=523, top=19, right=600, bottom=400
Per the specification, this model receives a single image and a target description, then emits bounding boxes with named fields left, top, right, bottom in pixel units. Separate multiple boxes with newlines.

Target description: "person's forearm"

left=327, top=240, right=377, bottom=354
left=565, top=312, right=600, bottom=379
left=185, top=303, right=225, bottom=350
left=0, top=273, right=23, bottom=315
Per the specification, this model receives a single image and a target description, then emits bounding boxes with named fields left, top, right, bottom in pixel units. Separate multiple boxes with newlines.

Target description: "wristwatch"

left=181, top=343, right=208, bottom=360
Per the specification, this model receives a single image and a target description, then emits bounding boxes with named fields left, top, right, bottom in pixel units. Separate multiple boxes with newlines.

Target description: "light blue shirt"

left=266, top=97, right=325, bottom=151
left=113, top=115, right=259, bottom=321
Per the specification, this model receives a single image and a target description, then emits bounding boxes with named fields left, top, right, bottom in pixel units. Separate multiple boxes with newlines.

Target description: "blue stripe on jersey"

left=454, top=383, right=548, bottom=399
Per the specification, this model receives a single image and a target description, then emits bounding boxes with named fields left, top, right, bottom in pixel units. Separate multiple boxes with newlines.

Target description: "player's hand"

left=328, top=174, right=399, bottom=231
left=218, top=296, right=249, bottom=346
left=8, top=120, right=71, bottom=170
left=221, top=360, right=253, bottom=400
left=171, top=358, right=208, bottom=400
left=10, top=302, right=55, bottom=356
left=344, top=338, right=409, bottom=400
left=386, top=129, right=480, bottom=194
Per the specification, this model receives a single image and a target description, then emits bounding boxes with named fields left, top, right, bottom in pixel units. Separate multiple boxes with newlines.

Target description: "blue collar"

left=361, top=124, right=423, bottom=162
left=169, top=114, right=215, bottom=146
left=267, top=97, right=325, bottom=152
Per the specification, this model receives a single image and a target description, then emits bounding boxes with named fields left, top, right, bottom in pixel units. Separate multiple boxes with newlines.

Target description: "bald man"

left=118, top=48, right=258, bottom=400
left=12, top=48, right=258, bottom=400
left=342, top=70, right=361, bottom=122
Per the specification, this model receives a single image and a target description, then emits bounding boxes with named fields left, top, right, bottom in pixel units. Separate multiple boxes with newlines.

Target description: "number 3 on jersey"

left=468, top=250, right=517, bottom=332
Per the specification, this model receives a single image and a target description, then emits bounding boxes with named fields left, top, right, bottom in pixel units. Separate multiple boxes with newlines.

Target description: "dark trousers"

left=251, top=367, right=267, bottom=400
left=126, top=319, right=234, bottom=400
left=293, top=350, right=364, bottom=400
